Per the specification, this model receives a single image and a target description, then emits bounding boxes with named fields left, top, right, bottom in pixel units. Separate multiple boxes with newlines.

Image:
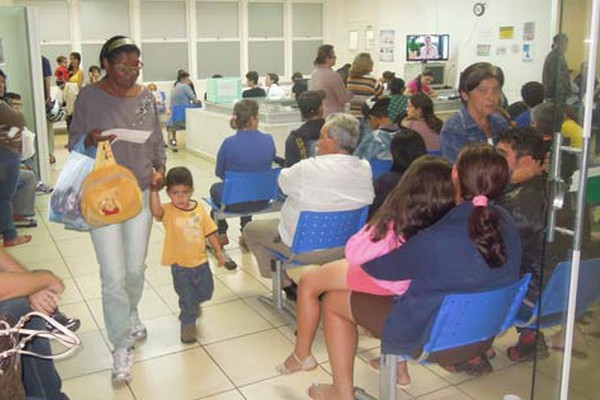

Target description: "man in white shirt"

left=419, top=36, right=439, bottom=60
left=244, top=113, right=374, bottom=299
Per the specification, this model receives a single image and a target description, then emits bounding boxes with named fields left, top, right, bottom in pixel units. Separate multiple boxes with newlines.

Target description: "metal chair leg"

left=379, top=354, right=399, bottom=400
left=258, top=258, right=297, bottom=325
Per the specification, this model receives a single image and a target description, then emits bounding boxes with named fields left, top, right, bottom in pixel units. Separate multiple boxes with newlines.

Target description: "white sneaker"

left=111, top=348, right=134, bottom=384
left=130, top=312, right=147, bottom=340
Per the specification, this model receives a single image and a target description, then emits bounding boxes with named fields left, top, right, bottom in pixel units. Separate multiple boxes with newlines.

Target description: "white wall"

left=324, top=0, right=556, bottom=103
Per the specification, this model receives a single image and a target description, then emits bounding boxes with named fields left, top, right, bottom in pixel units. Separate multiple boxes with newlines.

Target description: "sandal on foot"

left=3, top=235, right=32, bottom=247
left=367, top=358, right=412, bottom=389
left=276, top=352, right=317, bottom=374
left=307, top=383, right=335, bottom=400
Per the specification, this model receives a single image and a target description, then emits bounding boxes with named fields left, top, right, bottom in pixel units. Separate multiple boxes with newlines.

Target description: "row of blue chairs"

left=203, top=169, right=600, bottom=400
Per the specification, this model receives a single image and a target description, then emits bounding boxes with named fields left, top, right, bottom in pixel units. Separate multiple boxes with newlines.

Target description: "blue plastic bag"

left=48, top=151, right=94, bottom=231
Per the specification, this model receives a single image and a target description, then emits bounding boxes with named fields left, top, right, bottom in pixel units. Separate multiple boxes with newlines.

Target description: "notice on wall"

left=499, top=26, right=515, bottom=39
left=522, top=43, right=533, bottom=62
left=477, top=44, right=491, bottom=57
left=0, top=38, right=5, bottom=65
left=496, top=46, right=507, bottom=56
left=511, top=43, right=521, bottom=54
left=379, top=30, right=395, bottom=62
left=523, top=22, right=535, bottom=41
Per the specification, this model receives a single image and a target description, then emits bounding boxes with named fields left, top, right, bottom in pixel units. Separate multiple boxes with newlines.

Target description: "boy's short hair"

left=88, top=65, right=101, bottom=74
left=521, top=81, right=545, bottom=108
left=56, top=55, right=67, bottom=64
left=267, top=73, right=279, bottom=84
left=245, top=71, right=259, bottom=84
left=498, top=127, right=546, bottom=164
left=166, top=167, right=193, bottom=189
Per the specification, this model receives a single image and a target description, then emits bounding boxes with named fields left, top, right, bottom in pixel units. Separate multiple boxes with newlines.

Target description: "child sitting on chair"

left=150, top=167, right=225, bottom=343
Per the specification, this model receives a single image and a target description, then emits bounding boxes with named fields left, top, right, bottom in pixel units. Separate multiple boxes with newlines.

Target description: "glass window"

left=15, top=0, right=70, bottom=42
left=80, top=0, right=130, bottom=41
left=293, top=40, right=322, bottom=75
left=81, top=43, right=104, bottom=70
left=41, top=44, right=72, bottom=79
left=292, top=3, right=322, bottom=37
left=141, top=42, right=189, bottom=82
left=248, top=3, right=283, bottom=38
left=248, top=40, right=284, bottom=77
left=141, top=1, right=187, bottom=39
left=197, top=41, right=240, bottom=79
left=196, top=1, right=238, bottom=38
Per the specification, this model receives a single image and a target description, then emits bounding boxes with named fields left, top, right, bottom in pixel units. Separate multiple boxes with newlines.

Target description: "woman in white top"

left=265, top=73, right=285, bottom=99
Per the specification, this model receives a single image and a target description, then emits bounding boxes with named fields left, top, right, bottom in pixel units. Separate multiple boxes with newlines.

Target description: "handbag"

left=81, top=141, right=142, bottom=227
left=0, top=312, right=80, bottom=400
left=49, top=151, right=95, bottom=231
left=0, top=315, right=25, bottom=400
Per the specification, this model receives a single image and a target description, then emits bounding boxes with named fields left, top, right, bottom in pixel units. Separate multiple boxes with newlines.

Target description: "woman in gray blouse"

left=68, top=35, right=166, bottom=385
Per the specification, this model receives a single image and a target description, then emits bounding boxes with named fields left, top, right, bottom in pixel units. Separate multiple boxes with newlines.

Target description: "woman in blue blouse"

left=307, top=144, right=521, bottom=400
left=440, top=63, right=509, bottom=163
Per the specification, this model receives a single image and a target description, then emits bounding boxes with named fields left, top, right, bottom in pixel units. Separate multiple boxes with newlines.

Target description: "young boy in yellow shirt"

left=150, top=167, right=225, bottom=343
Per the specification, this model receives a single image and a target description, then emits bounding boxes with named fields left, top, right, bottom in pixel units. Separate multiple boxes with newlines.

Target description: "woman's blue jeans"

left=90, top=190, right=152, bottom=350
left=0, top=148, right=20, bottom=241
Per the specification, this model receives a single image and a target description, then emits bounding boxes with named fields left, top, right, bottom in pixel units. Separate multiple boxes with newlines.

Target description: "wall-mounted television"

left=406, top=34, right=450, bottom=62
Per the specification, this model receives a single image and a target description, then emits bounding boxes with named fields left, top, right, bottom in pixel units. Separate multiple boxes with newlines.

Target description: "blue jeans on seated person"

left=0, top=297, right=68, bottom=400
left=209, top=182, right=269, bottom=235
left=0, top=148, right=20, bottom=242
left=171, top=263, right=214, bottom=325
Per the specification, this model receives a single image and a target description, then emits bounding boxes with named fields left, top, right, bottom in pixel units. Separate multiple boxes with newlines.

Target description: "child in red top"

left=54, top=56, right=69, bottom=89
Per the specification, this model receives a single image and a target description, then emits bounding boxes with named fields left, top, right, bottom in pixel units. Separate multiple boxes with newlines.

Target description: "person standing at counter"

left=440, top=62, right=509, bottom=163
left=310, top=44, right=351, bottom=116
left=210, top=99, right=276, bottom=247
left=167, top=70, right=202, bottom=150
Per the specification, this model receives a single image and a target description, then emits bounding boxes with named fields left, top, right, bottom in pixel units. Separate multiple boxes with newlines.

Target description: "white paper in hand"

left=101, top=128, right=152, bottom=144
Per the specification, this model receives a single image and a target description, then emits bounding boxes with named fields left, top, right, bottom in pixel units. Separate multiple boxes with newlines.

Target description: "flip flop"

left=14, top=219, right=37, bottom=228
left=3, top=235, right=32, bottom=247
left=276, top=352, right=318, bottom=374
left=367, top=358, right=412, bottom=389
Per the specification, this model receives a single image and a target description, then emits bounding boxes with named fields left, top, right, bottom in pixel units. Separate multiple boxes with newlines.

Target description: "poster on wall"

left=0, top=38, right=5, bottom=65
left=477, top=44, right=491, bottom=57
left=379, top=30, right=395, bottom=62
left=511, top=43, right=520, bottom=54
left=365, top=29, right=375, bottom=50
left=523, top=22, right=535, bottom=41
left=496, top=46, right=507, bottom=56
left=499, top=26, right=515, bottom=39
left=349, top=31, right=358, bottom=51
left=522, top=43, right=533, bottom=62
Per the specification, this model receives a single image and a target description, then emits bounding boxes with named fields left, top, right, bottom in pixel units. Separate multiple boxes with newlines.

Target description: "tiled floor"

left=6, top=134, right=599, bottom=400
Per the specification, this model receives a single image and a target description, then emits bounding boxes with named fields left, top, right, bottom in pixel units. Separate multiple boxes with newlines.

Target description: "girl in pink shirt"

left=277, top=155, right=456, bottom=374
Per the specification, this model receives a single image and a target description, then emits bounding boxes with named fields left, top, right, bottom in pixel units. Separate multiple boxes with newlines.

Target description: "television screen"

left=406, top=34, right=450, bottom=61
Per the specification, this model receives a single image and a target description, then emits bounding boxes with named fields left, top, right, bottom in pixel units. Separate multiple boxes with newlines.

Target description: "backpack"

left=81, top=141, right=142, bottom=227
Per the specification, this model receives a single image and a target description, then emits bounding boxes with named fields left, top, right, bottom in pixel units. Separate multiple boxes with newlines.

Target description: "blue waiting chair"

left=428, top=150, right=442, bottom=156
left=369, top=158, right=393, bottom=180
left=514, top=258, right=600, bottom=329
left=361, top=275, right=531, bottom=400
left=204, top=169, right=284, bottom=269
left=260, top=207, right=369, bottom=323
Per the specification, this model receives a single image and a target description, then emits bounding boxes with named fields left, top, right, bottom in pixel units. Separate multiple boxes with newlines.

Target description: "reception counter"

left=186, top=100, right=303, bottom=161
left=185, top=94, right=461, bottom=160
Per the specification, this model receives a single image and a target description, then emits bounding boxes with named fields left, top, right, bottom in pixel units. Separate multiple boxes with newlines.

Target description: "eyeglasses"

left=112, top=61, right=143, bottom=73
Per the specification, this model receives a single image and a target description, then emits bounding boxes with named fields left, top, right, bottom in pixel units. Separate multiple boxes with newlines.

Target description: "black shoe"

left=283, top=282, right=298, bottom=302
left=452, top=354, right=493, bottom=377
left=48, top=310, right=81, bottom=333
